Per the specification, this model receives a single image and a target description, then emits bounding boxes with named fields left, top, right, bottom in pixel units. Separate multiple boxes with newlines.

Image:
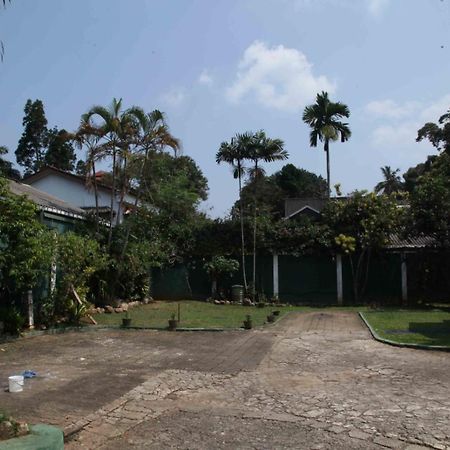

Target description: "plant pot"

left=243, top=320, right=252, bottom=330
left=272, top=310, right=280, bottom=316
left=168, top=319, right=178, bottom=331
left=267, top=314, right=275, bottom=323
left=122, top=318, right=132, bottom=327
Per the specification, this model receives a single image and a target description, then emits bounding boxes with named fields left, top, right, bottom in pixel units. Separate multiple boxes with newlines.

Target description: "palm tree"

left=70, top=118, right=106, bottom=231
left=302, top=92, right=351, bottom=197
left=120, top=107, right=180, bottom=257
left=246, top=131, right=288, bottom=300
left=216, top=135, right=250, bottom=291
left=375, top=166, right=403, bottom=195
left=84, top=98, right=130, bottom=246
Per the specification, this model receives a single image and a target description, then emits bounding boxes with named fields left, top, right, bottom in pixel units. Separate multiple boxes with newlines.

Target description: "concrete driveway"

left=0, top=312, right=449, bottom=449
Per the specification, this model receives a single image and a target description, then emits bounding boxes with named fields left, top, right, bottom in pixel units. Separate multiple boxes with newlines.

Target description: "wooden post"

left=336, top=254, right=343, bottom=306
left=273, top=253, right=279, bottom=299
left=401, top=253, right=408, bottom=306
left=27, top=289, right=34, bottom=329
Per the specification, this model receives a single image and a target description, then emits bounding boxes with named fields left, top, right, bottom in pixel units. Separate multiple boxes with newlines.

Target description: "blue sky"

left=1, top=0, right=449, bottom=216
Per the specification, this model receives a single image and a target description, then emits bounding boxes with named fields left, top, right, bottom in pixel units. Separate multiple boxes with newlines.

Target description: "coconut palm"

left=216, top=135, right=250, bottom=291
left=374, top=166, right=404, bottom=195
left=246, top=131, right=288, bottom=299
left=302, top=92, right=351, bottom=197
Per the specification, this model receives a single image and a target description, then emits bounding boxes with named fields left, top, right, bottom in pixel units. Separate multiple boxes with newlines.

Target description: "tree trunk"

left=91, top=157, right=100, bottom=232
left=252, top=161, right=257, bottom=301
left=238, top=162, right=248, bottom=292
left=116, top=152, right=128, bottom=227
left=108, top=143, right=116, bottom=249
left=325, top=139, right=331, bottom=198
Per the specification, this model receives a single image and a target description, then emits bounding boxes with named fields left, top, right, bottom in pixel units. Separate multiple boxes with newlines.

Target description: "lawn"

left=94, top=301, right=297, bottom=329
left=361, top=310, right=450, bottom=347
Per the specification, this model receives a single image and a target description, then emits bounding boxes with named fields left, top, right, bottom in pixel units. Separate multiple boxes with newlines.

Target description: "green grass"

left=94, top=301, right=294, bottom=329
left=362, top=310, right=450, bottom=347
left=93, top=301, right=371, bottom=330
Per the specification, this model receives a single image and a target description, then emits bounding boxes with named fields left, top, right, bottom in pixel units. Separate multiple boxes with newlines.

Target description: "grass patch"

left=94, top=301, right=296, bottom=329
left=362, top=310, right=450, bottom=347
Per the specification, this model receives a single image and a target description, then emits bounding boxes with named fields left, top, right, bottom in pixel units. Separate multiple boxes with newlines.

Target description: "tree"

left=44, top=127, right=77, bottom=172
left=417, top=108, right=450, bottom=155
left=0, top=146, right=20, bottom=180
left=374, top=166, right=403, bottom=195
left=324, top=191, right=401, bottom=303
left=302, top=92, right=351, bottom=197
left=15, top=99, right=48, bottom=175
left=216, top=135, right=250, bottom=291
left=246, top=131, right=288, bottom=299
left=204, top=256, right=239, bottom=298
left=403, top=155, right=437, bottom=193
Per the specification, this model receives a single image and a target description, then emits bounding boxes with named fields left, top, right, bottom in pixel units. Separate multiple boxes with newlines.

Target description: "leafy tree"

left=409, top=153, right=450, bottom=245
left=44, top=127, right=77, bottom=171
left=15, top=99, right=48, bottom=175
left=374, top=166, right=404, bottom=195
left=204, top=256, right=239, bottom=298
left=323, top=191, right=401, bottom=303
left=302, top=92, right=351, bottom=196
left=0, top=146, right=20, bottom=180
left=417, top=108, right=450, bottom=155
left=216, top=134, right=250, bottom=291
left=403, top=155, right=437, bottom=193
left=0, top=177, right=52, bottom=305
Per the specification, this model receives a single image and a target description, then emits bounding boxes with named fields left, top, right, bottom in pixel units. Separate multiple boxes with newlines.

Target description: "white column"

left=336, top=254, right=343, bottom=306
left=273, top=253, right=279, bottom=299
left=27, top=290, right=34, bottom=329
left=401, top=254, right=408, bottom=305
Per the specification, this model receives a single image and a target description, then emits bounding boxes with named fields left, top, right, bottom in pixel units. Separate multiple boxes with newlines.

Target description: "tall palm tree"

left=302, top=92, right=351, bottom=197
left=84, top=98, right=130, bottom=246
left=216, top=135, right=250, bottom=291
left=375, top=166, right=403, bottom=195
left=120, top=107, right=180, bottom=257
left=247, top=131, right=288, bottom=299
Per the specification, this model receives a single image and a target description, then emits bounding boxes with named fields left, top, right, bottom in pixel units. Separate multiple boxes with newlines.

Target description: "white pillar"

left=27, top=290, right=34, bottom=329
left=336, top=254, right=343, bottom=306
left=401, top=254, right=408, bottom=305
left=273, top=253, right=279, bottom=299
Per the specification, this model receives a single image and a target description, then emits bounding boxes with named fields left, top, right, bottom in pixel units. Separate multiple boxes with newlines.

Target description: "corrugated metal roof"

left=387, top=232, right=438, bottom=249
left=8, top=180, right=85, bottom=218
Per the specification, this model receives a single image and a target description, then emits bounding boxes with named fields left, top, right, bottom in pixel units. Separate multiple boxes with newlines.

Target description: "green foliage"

left=204, top=256, right=239, bottom=280
left=15, top=99, right=48, bottom=175
left=417, top=108, right=450, bottom=155
left=0, top=306, right=25, bottom=335
left=0, top=177, right=53, bottom=300
left=0, top=146, right=20, bottom=180
left=409, top=153, right=450, bottom=245
left=44, top=127, right=76, bottom=171
left=374, top=166, right=404, bottom=195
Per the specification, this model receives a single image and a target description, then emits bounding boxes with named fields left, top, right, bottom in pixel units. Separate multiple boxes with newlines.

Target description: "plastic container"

left=9, top=375, right=24, bottom=393
left=231, top=285, right=244, bottom=303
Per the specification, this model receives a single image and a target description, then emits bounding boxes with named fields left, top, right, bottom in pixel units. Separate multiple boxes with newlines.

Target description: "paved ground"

left=1, top=312, right=449, bottom=449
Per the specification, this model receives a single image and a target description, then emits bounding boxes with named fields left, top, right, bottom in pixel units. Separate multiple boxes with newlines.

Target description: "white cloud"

left=198, top=69, right=213, bottom=86
left=161, top=88, right=187, bottom=108
left=366, top=99, right=420, bottom=119
left=226, top=41, right=335, bottom=113
left=369, top=94, right=450, bottom=149
left=367, top=0, right=390, bottom=17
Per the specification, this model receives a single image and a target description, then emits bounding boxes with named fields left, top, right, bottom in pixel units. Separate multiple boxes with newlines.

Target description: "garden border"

left=359, top=312, right=450, bottom=352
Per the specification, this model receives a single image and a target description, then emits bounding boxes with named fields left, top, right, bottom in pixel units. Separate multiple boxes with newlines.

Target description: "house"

left=8, top=179, right=85, bottom=232
left=284, top=197, right=327, bottom=220
left=23, top=166, right=137, bottom=224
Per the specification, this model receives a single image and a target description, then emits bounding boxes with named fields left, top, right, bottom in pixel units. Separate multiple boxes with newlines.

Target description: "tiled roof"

left=387, top=232, right=438, bottom=249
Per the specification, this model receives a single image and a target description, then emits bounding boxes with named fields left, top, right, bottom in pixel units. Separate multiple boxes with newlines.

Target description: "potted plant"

left=122, top=310, right=132, bottom=328
left=243, top=314, right=252, bottom=330
left=168, top=313, right=178, bottom=331
left=267, top=313, right=275, bottom=323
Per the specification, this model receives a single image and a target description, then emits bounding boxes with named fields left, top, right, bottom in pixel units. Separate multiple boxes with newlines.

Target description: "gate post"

left=401, top=253, right=408, bottom=306
left=273, top=253, right=279, bottom=299
left=336, top=254, right=343, bottom=305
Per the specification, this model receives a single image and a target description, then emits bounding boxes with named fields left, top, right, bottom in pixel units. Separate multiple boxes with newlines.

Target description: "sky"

left=1, top=0, right=449, bottom=217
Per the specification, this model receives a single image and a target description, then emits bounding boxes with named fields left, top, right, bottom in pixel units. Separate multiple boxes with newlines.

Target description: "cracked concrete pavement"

left=1, top=311, right=449, bottom=449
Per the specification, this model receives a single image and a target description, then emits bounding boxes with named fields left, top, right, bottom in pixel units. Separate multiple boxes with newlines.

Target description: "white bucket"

left=8, top=375, right=24, bottom=393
